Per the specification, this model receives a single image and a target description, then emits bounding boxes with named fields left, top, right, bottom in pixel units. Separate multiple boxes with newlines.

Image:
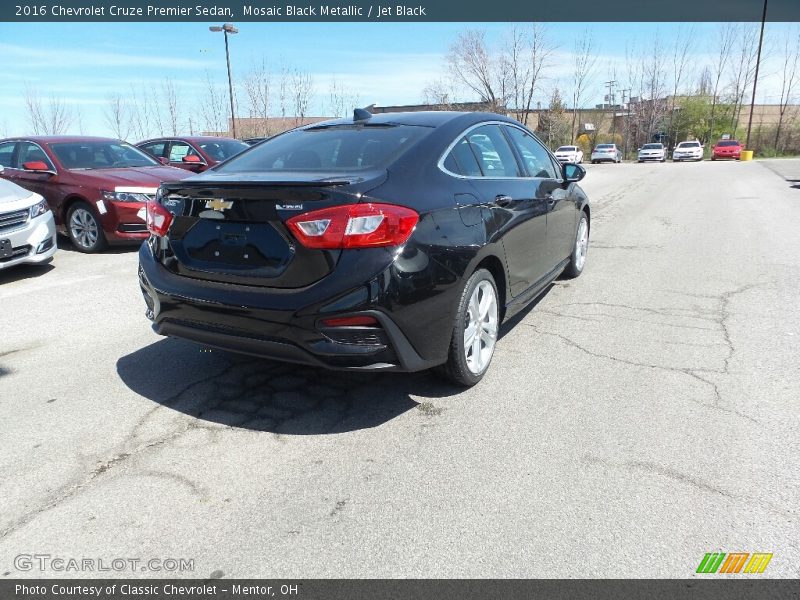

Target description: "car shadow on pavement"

left=498, top=282, right=554, bottom=340
left=116, top=337, right=466, bottom=435
left=0, top=262, right=54, bottom=284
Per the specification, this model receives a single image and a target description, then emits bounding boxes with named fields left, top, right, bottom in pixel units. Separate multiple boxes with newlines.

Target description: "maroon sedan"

left=711, top=139, right=742, bottom=160
left=0, top=136, right=191, bottom=252
left=136, top=136, right=249, bottom=173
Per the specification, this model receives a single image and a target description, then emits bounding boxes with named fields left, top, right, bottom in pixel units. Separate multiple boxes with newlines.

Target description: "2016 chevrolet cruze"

left=139, top=111, right=590, bottom=385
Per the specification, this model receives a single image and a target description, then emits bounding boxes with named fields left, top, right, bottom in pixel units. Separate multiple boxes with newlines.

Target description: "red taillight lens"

left=286, top=203, right=418, bottom=249
left=321, top=315, right=379, bottom=327
left=146, top=200, right=173, bottom=236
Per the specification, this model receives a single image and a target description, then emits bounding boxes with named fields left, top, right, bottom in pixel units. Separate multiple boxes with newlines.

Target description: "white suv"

left=672, top=140, right=703, bottom=162
left=0, top=169, right=57, bottom=270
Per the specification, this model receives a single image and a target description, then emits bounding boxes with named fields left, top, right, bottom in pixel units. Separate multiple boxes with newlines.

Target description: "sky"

left=0, top=21, right=797, bottom=138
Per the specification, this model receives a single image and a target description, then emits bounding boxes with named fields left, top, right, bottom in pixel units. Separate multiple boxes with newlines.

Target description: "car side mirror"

left=563, top=163, right=586, bottom=183
left=23, top=161, right=54, bottom=174
left=182, top=155, right=204, bottom=164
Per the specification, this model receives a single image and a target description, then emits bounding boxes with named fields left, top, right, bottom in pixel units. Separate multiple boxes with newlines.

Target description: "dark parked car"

left=139, top=111, right=590, bottom=385
left=711, top=139, right=742, bottom=160
left=136, top=136, right=249, bottom=173
left=0, top=136, right=191, bottom=252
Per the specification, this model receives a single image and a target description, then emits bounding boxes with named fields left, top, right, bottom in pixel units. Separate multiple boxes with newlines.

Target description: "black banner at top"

left=1, top=0, right=799, bottom=22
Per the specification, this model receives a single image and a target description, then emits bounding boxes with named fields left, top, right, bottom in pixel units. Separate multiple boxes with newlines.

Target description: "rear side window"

left=0, top=141, right=16, bottom=168
left=140, top=142, right=167, bottom=158
left=463, top=125, right=520, bottom=178
left=215, top=125, right=430, bottom=173
left=443, top=138, right=483, bottom=176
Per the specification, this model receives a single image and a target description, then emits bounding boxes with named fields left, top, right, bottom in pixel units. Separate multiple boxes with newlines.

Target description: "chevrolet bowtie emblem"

left=205, top=199, right=233, bottom=211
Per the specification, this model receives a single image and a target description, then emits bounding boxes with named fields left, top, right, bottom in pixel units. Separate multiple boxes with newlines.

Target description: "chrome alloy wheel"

left=463, top=280, right=499, bottom=374
left=575, top=217, right=589, bottom=271
left=70, top=208, right=99, bottom=249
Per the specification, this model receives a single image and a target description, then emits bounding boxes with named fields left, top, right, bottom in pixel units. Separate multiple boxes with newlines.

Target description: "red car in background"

left=136, top=136, right=249, bottom=173
left=0, top=136, right=191, bottom=252
left=711, top=139, right=743, bottom=160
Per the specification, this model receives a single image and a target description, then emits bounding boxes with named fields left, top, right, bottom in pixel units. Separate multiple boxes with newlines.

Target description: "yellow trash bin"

left=740, top=150, right=754, bottom=161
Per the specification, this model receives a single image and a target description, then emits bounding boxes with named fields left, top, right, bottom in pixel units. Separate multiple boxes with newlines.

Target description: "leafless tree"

left=242, top=59, right=272, bottom=136
left=774, top=27, right=800, bottom=151
left=504, top=24, right=554, bottom=126
left=728, top=23, right=760, bottom=136
left=199, top=73, right=228, bottom=135
left=421, top=78, right=460, bottom=109
left=104, top=94, right=131, bottom=140
left=161, top=78, right=180, bottom=136
left=570, top=31, right=598, bottom=142
left=707, top=24, right=736, bottom=143
left=292, top=69, right=313, bottom=125
left=24, top=84, right=75, bottom=135
left=447, top=29, right=507, bottom=112
left=328, top=78, right=359, bottom=118
left=667, top=26, right=696, bottom=143
left=278, top=63, right=290, bottom=119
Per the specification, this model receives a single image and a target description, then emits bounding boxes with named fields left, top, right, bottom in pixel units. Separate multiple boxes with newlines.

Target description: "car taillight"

left=146, top=199, right=173, bottom=236
left=286, top=203, right=418, bottom=249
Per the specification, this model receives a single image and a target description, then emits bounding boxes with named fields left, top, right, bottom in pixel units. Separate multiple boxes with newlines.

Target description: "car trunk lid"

left=157, top=171, right=385, bottom=288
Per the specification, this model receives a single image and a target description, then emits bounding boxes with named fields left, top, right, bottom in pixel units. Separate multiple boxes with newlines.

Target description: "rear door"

left=447, top=124, right=550, bottom=298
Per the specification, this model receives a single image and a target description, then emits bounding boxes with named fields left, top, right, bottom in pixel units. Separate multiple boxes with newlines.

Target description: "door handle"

left=545, top=195, right=556, bottom=206
left=494, top=195, right=513, bottom=207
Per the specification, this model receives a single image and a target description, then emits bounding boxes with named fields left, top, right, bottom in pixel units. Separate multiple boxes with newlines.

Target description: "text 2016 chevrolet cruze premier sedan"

left=139, top=111, right=591, bottom=385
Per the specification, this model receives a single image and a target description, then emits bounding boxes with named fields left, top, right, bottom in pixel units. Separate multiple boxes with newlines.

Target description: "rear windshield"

left=556, top=146, right=577, bottom=152
left=678, top=142, right=700, bottom=148
left=596, top=144, right=614, bottom=149
left=51, top=141, right=158, bottom=169
left=214, top=124, right=430, bottom=173
left=642, top=144, right=663, bottom=149
left=717, top=140, right=740, bottom=147
left=199, top=140, right=249, bottom=161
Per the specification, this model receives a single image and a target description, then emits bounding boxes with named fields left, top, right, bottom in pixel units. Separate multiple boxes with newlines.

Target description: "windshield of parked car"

left=717, top=140, right=740, bottom=147
left=214, top=124, right=431, bottom=173
left=596, top=144, right=614, bottom=149
left=50, top=141, right=158, bottom=169
left=556, top=146, right=577, bottom=152
left=642, top=144, right=663, bottom=149
left=678, top=142, right=701, bottom=148
left=198, top=140, right=249, bottom=161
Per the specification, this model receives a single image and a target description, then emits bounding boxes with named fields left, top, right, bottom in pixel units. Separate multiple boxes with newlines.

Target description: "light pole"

left=744, top=0, right=768, bottom=151
left=209, top=23, right=239, bottom=138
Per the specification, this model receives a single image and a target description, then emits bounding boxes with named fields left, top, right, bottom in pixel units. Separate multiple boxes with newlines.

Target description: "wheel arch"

left=472, top=253, right=508, bottom=321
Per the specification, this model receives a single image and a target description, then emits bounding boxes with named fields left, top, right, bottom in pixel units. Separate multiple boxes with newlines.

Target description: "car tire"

left=438, top=268, right=500, bottom=387
left=67, top=202, right=107, bottom=253
left=563, top=211, right=589, bottom=280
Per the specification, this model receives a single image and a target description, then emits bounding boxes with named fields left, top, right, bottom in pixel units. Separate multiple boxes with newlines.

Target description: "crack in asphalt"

left=582, top=454, right=794, bottom=520
left=0, top=360, right=243, bottom=541
left=525, top=284, right=768, bottom=426
left=0, top=354, right=428, bottom=542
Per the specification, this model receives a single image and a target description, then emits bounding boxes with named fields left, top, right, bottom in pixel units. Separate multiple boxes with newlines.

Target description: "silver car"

left=0, top=169, right=57, bottom=270
left=590, top=143, right=621, bottom=164
left=637, top=143, right=666, bottom=162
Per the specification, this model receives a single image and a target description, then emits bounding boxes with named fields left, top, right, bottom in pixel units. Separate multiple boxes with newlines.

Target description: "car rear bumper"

left=137, top=243, right=438, bottom=372
left=0, top=212, right=57, bottom=270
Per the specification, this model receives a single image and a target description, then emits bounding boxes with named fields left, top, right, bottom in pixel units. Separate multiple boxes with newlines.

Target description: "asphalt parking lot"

left=1, top=159, right=798, bottom=578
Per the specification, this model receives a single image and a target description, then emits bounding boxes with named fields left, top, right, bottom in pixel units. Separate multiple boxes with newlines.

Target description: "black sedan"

left=139, top=111, right=590, bottom=385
